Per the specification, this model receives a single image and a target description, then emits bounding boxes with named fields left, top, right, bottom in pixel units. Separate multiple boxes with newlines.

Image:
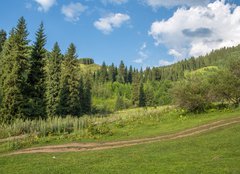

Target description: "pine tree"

left=100, top=61, right=108, bottom=82
left=46, top=42, right=62, bottom=117
left=0, top=29, right=7, bottom=53
left=108, top=63, right=116, bottom=83
left=58, top=43, right=81, bottom=116
left=132, top=72, right=140, bottom=106
left=117, top=60, right=125, bottom=83
left=0, top=17, right=30, bottom=122
left=83, top=76, right=92, bottom=113
left=138, top=81, right=146, bottom=107
left=128, top=65, right=133, bottom=83
left=27, top=22, right=47, bottom=118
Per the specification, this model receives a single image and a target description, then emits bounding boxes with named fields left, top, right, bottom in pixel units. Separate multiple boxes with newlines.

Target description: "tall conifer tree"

left=58, top=43, right=81, bottom=116
left=0, top=17, right=30, bottom=122
left=27, top=22, right=46, bottom=118
left=46, top=42, right=62, bottom=117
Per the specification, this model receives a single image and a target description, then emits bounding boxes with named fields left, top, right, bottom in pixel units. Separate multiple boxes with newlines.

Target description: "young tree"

left=45, top=42, right=62, bottom=117
left=27, top=22, right=47, bottom=118
left=0, top=17, right=30, bottom=122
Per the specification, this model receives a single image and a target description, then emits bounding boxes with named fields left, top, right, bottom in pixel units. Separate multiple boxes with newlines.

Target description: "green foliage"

left=0, top=17, right=30, bottom=122
left=172, top=67, right=219, bottom=112
left=79, top=58, right=94, bottom=65
left=139, top=81, right=146, bottom=107
left=58, top=43, right=81, bottom=116
left=0, top=29, right=7, bottom=53
left=27, top=22, right=47, bottom=118
left=45, top=42, right=62, bottom=117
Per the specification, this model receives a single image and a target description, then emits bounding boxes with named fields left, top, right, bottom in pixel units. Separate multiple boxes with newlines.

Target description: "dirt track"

left=5, top=116, right=240, bottom=156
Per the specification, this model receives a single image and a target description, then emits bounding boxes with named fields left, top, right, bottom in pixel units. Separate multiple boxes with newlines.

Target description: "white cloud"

left=144, top=0, right=211, bottom=8
left=159, top=60, right=172, bottom=66
left=134, top=42, right=149, bottom=64
left=149, top=0, right=240, bottom=64
left=61, top=2, right=87, bottom=22
left=34, top=0, right=56, bottom=12
left=102, top=0, right=128, bottom=5
left=94, top=13, right=130, bottom=34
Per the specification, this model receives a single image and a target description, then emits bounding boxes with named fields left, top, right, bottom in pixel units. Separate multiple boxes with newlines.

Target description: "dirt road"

left=5, top=116, right=240, bottom=156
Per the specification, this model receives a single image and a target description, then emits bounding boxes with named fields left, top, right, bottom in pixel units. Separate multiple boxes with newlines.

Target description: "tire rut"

left=4, top=116, right=240, bottom=156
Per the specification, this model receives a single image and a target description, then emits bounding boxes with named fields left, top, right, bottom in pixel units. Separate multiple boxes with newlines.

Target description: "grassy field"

left=0, top=107, right=240, bottom=154
left=0, top=122, right=240, bottom=173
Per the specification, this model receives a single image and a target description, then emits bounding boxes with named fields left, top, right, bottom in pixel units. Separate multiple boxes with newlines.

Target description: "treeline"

left=0, top=17, right=91, bottom=123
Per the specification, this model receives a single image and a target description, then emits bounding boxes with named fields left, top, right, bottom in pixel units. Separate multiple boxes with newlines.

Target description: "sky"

left=1, top=0, right=240, bottom=68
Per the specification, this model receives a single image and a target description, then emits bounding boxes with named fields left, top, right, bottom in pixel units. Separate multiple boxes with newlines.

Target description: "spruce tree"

left=0, top=29, right=7, bottom=53
left=100, top=61, right=108, bottom=82
left=117, top=60, right=125, bottom=83
left=128, top=65, right=133, bottom=83
left=0, top=17, right=30, bottom=122
left=27, top=22, right=47, bottom=118
left=132, top=72, right=140, bottom=106
left=139, top=81, right=146, bottom=107
left=58, top=43, right=81, bottom=116
left=83, top=76, right=92, bottom=113
left=46, top=42, right=62, bottom=117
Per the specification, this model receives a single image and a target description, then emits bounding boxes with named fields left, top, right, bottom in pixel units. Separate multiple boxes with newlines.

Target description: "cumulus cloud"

left=34, top=0, right=56, bottom=12
left=102, top=0, right=128, bottom=5
left=149, top=0, right=240, bottom=64
left=94, top=13, right=130, bottom=34
left=61, top=2, right=87, bottom=22
left=144, top=0, right=211, bottom=8
left=134, top=42, right=149, bottom=64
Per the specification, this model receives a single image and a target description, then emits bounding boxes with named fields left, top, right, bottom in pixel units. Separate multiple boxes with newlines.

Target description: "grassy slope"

left=1, top=123, right=240, bottom=173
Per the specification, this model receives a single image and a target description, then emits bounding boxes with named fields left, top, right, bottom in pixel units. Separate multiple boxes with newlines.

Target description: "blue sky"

left=1, top=0, right=240, bottom=68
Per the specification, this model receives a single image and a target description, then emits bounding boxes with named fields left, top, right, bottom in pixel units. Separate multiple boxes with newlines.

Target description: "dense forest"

left=0, top=17, right=240, bottom=123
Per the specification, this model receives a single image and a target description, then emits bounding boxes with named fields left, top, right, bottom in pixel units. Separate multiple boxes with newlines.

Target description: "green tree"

left=0, top=17, right=30, bottom=122
left=0, top=29, right=7, bottom=53
left=117, top=60, right=125, bottom=83
left=83, top=76, right=92, bottom=113
left=115, top=95, right=125, bottom=111
left=100, top=61, right=108, bottom=82
left=138, top=81, right=146, bottom=107
left=45, top=42, right=62, bottom=117
left=132, top=72, right=140, bottom=106
left=27, top=22, right=47, bottom=118
left=58, top=43, right=81, bottom=116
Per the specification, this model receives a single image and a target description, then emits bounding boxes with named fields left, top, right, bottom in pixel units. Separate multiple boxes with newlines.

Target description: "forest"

left=0, top=17, right=240, bottom=124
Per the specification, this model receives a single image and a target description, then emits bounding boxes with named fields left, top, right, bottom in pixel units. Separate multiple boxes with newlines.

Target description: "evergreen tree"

left=108, top=63, right=116, bottom=83
left=83, top=76, right=92, bottom=113
left=132, top=72, right=140, bottom=106
left=58, top=43, right=81, bottom=116
left=138, top=81, right=146, bottom=107
left=128, top=65, right=133, bottom=83
left=0, top=17, right=30, bottom=122
left=27, top=22, right=47, bottom=118
left=0, top=29, right=7, bottom=53
left=100, top=61, right=108, bottom=82
left=117, top=60, right=125, bottom=83
left=46, top=42, right=62, bottom=117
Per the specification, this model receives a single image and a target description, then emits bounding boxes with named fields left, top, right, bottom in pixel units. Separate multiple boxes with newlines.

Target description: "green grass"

left=1, top=122, right=240, bottom=173
left=0, top=107, right=240, bottom=154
